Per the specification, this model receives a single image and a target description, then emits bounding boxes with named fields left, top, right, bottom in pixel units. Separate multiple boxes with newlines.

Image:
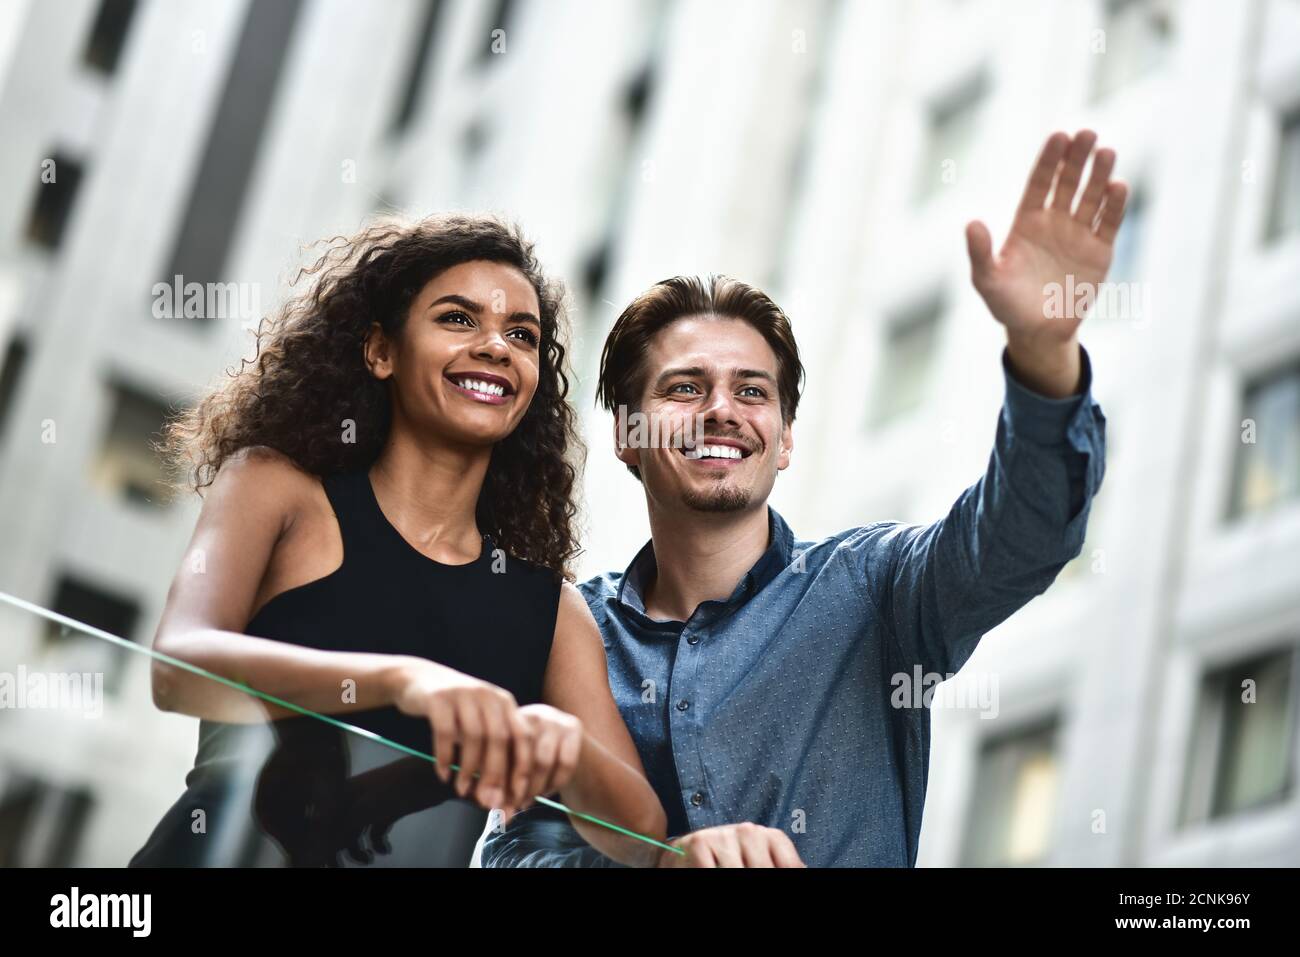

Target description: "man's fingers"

left=1073, top=147, right=1115, bottom=226
left=1017, top=131, right=1069, bottom=216
left=1050, top=129, right=1097, bottom=212
left=738, top=826, right=777, bottom=868
left=965, top=219, right=994, bottom=282
left=1096, top=180, right=1129, bottom=244
left=770, top=831, right=805, bottom=868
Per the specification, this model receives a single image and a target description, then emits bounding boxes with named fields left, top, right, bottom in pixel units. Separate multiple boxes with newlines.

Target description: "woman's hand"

left=388, top=658, right=583, bottom=816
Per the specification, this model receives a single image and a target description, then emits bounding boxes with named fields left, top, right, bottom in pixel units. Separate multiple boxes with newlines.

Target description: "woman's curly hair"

left=161, top=213, right=583, bottom=579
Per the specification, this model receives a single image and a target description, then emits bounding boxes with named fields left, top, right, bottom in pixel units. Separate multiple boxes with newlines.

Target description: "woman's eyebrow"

left=429, top=294, right=540, bottom=327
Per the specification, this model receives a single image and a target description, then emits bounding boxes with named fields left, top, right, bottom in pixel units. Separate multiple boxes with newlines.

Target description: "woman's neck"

left=368, top=426, right=491, bottom=563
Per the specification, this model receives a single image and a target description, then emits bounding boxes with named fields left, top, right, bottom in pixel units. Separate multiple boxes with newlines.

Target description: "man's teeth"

left=684, top=445, right=744, bottom=460
left=456, top=378, right=506, bottom=397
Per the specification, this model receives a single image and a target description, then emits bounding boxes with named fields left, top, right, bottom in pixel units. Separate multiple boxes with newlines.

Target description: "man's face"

left=615, top=315, right=792, bottom=514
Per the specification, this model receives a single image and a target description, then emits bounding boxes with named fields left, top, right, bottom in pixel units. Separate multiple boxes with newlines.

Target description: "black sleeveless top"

left=129, top=468, right=561, bottom=866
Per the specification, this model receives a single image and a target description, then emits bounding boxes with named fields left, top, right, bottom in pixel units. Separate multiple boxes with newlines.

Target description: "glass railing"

left=0, top=591, right=673, bottom=867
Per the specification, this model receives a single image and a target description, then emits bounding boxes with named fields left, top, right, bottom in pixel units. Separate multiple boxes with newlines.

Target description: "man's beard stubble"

left=680, top=481, right=751, bottom=512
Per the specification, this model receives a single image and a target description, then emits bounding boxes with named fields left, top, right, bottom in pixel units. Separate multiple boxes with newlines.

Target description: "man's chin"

left=680, top=485, right=751, bottom=513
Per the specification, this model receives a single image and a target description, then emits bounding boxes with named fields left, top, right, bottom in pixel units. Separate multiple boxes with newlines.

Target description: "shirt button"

left=676, top=699, right=690, bottom=712
left=686, top=633, right=700, bottom=645
left=690, top=791, right=705, bottom=807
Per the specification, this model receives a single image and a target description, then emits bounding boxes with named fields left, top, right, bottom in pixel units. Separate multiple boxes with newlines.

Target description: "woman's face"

left=366, top=260, right=543, bottom=448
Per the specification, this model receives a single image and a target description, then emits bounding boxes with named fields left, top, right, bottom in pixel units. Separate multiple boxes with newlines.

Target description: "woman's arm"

left=530, top=584, right=669, bottom=867
left=149, top=449, right=556, bottom=818
left=149, top=447, right=420, bottom=722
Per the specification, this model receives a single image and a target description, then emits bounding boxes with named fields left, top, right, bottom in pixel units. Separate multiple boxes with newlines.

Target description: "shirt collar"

left=615, top=506, right=796, bottom=620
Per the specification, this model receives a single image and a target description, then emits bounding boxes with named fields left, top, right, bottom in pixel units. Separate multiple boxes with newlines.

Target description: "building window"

left=869, top=295, right=944, bottom=426
left=915, top=73, right=987, bottom=203
left=960, top=720, right=1060, bottom=866
left=1266, top=108, right=1300, bottom=243
left=1091, top=0, right=1174, bottom=100
left=43, top=574, right=141, bottom=696
left=1180, top=648, right=1296, bottom=827
left=81, top=0, right=138, bottom=76
left=25, top=152, right=86, bottom=251
left=0, top=335, right=29, bottom=441
left=1107, top=186, right=1145, bottom=283
left=389, top=0, right=443, bottom=136
left=91, top=380, right=175, bottom=508
left=478, top=0, right=516, bottom=66
left=1229, top=359, right=1300, bottom=519
left=161, top=0, right=303, bottom=306
left=0, top=769, right=94, bottom=867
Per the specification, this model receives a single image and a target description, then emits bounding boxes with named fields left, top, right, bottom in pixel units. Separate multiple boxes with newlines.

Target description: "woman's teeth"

left=455, top=378, right=506, bottom=397
left=684, top=445, right=744, bottom=460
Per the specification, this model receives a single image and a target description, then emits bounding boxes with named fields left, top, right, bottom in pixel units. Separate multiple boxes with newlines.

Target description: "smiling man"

left=481, top=129, right=1119, bottom=867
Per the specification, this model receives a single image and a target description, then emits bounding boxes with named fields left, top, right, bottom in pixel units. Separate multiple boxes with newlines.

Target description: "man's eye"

left=508, top=328, right=539, bottom=346
left=669, top=383, right=700, bottom=395
left=739, top=386, right=767, bottom=398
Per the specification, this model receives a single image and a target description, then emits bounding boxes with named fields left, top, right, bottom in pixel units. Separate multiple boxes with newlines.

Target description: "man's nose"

left=700, top=387, right=741, bottom=427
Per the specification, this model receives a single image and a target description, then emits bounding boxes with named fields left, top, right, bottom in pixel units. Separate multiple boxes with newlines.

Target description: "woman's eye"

left=508, top=328, right=539, bottom=346
left=438, top=311, right=473, bottom=326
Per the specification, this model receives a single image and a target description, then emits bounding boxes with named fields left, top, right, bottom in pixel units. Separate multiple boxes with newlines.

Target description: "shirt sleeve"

left=858, top=343, right=1106, bottom=677
left=479, top=804, right=628, bottom=868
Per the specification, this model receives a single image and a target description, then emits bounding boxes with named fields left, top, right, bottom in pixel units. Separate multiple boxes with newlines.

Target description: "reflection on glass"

left=1, top=593, right=648, bottom=866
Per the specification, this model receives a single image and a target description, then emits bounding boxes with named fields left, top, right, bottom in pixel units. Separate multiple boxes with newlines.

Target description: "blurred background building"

left=0, top=0, right=1297, bottom=866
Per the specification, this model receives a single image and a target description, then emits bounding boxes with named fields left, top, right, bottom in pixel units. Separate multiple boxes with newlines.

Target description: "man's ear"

left=777, top=421, right=794, bottom=472
left=363, top=322, right=394, bottom=380
left=612, top=409, right=641, bottom=471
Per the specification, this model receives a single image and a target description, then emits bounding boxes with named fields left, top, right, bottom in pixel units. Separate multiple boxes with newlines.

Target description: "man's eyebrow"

left=430, top=294, right=540, bottom=327
left=654, top=366, right=707, bottom=389
left=652, top=366, right=777, bottom=389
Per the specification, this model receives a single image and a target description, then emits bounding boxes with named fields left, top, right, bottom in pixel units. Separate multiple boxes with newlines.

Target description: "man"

left=481, top=129, right=1119, bottom=867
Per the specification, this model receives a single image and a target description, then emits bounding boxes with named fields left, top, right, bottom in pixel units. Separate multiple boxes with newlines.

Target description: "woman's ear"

left=363, top=322, right=394, bottom=380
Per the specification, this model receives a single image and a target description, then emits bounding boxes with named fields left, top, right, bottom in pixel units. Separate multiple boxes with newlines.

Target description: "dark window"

left=478, top=0, right=515, bottom=65
left=92, top=379, right=175, bottom=508
left=1181, top=648, right=1296, bottom=826
left=1229, top=359, right=1300, bottom=519
left=161, top=0, right=304, bottom=303
left=960, top=719, right=1061, bottom=866
left=0, top=335, right=29, bottom=440
left=0, top=771, right=95, bottom=867
left=390, top=0, right=443, bottom=135
left=1267, top=108, right=1300, bottom=242
left=82, top=0, right=138, bottom=75
left=25, top=152, right=85, bottom=250
left=44, top=574, right=141, bottom=696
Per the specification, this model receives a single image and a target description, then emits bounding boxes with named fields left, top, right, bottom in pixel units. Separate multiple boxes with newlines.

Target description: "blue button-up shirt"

left=482, top=346, right=1105, bottom=867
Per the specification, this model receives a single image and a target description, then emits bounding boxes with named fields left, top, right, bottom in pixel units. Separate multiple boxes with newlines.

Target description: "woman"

left=130, top=214, right=667, bottom=866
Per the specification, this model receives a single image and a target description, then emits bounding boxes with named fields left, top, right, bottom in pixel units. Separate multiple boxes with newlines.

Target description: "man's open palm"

left=966, top=129, right=1128, bottom=346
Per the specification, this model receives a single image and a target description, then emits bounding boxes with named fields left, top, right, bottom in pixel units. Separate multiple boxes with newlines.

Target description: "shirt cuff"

left=1000, top=343, right=1094, bottom=446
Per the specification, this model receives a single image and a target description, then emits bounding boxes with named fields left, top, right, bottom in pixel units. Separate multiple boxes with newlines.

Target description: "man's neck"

left=641, top=503, right=771, bottom=622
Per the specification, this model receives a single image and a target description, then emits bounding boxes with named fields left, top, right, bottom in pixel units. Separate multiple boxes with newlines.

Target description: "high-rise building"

left=0, top=0, right=1296, bottom=866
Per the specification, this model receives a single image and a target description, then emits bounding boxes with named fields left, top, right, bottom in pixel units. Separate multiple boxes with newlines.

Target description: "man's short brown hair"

left=597, top=274, right=806, bottom=423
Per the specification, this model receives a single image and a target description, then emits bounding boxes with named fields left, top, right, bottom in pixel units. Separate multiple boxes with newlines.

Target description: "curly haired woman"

left=129, top=214, right=666, bottom=866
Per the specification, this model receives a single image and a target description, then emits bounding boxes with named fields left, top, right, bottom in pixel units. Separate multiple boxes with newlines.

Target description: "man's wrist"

left=1004, top=335, right=1083, bottom=399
